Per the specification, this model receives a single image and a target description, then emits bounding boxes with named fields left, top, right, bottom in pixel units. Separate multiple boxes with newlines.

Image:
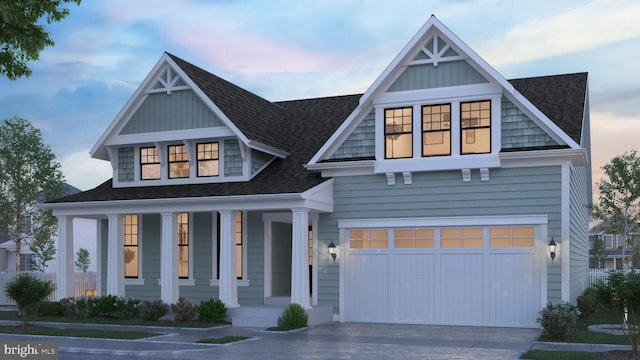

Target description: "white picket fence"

left=588, top=268, right=637, bottom=286
left=0, top=271, right=97, bottom=305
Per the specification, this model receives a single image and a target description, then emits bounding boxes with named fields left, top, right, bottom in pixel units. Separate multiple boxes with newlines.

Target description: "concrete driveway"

left=2, top=321, right=541, bottom=359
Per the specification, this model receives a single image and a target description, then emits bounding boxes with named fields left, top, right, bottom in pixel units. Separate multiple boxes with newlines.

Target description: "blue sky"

left=0, top=0, right=638, bottom=197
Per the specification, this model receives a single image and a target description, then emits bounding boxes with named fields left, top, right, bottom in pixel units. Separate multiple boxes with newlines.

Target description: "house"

left=43, top=16, right=591, bottom=328
left=0, top=183, right=97, bottom=273
left=589, top=219, right=637, bottom=269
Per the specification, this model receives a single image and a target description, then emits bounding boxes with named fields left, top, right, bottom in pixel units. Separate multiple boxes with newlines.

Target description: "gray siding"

left=117, top=147, right=134, bottom=182
left=388, top=61, right=488, bottom=92
left=317, top=166, right=563, bottom=310
left=120, top=90, right=225, bottom=134
left=569, top=166, right=590, bottom=302
left=501, top=97, right=558, bottom=149
left=239, top=211, right=265, bottom=305
left=224, top=139, right=243, bottom=177
left=271, top=222, right=292, bottom=296
left=331, top=110, right=375, bottom=160
left=251, top=150, right=274, bottom=175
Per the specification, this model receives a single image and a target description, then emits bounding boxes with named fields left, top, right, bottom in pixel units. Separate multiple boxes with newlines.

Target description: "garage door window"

left=350, top=229, right=389, bottom=249
left=394, top=228, right=435, bottom=248
left=489, top=227, right=534, bottom=247
left=441, top=227, right=483, bottom=248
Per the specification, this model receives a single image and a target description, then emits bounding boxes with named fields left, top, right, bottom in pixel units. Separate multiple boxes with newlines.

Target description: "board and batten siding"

left=316, top=165, right=563, bottom=312
left=569, top=165, right=590, bottom=302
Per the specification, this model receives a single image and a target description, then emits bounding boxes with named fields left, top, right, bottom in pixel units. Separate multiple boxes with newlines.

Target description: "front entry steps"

left=228, top=297, right=334, bottom=328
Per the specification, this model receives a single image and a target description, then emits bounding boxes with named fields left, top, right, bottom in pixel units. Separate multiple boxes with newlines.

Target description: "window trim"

left=196, top=142, right=220, bottom=178
left=140, top=146, right=161, bottom=180
left=421, top=103, right=451, bottom=157
left=177, top=212, right=191, bottom=280
left=460, top=100, right=491, bottom=155
left=384, top=107, right=413, bottom=159
left=124, top=214, right=144, bottom=285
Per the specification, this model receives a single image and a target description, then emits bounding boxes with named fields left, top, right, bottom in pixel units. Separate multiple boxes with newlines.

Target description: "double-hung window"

left=460, top=100, right=491, bottom=154
left=140, top=147, right=160, bottom=180
left=197, top=142, right=219, bottom=177
left=422, top=104, right=451, bottom=157
left=124, top=214, right=139, bottom=278
left=168, top=145, right=189, bottom=178
left=178, top=213, right=189, bottom=279
left=384, top=107, right=413, bottom=159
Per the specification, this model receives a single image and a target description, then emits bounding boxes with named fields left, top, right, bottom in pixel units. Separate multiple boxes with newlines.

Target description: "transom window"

left=441, top=227, right=483, bottom=248
left=461, top=100, right=491, bottom=154
left=384, top=107, right=413, bottom=159
left=197, top=142, right=219, bottom=177
left=140, top=147, right=160, bottom=180
left=168, top=145, right=189, bottom=179
left=394, top=228, right=435, bottom=248
left=349, top=229, right=389, bottom=249
left=123, top=214, right=139, bottom=278
left=422, top=104, right=451, bottom=157
left=489, top=227, right=534, bottom=247
left=178, top=213, right=189, bottom=279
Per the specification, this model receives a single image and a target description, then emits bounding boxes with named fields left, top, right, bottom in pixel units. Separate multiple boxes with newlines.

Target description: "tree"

left=5, top=274, right=55, bottom=325
left=0, top=117, right=65, bottom=276
left=589, top=236, right=607, bottom=269
left=29, top=235, right=56, bottom=273
left=592, top=150, right=640, bottom=269
left=75, top=247, right=90, bottom=272
left=0, top=0, right=81, bottom=80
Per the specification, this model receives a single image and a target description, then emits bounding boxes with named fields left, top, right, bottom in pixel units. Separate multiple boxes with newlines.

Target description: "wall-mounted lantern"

left=548, top=238, right=557, bottom=260
left=328, top=242, right=337, bottom=261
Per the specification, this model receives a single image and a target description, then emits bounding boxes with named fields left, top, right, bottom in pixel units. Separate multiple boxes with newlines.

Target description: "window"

left=216, top=212, right=244, bottom=279
left=349, top=229, right=388, bottom=249
left=123, top=214, right=139, bottom=278
left=20, top=254, right=34, bottom=272
left=394, top=228, right=435, bottom=248
left=197, top=142, right=219, bottom=177
left=168, top=145, right=189, bottom=178
left=461, top=100, right=491, bottom=154
left=422, top=104, right=451, bottom=156
left=19, top=215, right=32, bottom=234
left=140, top=147, right=160, bottom=180
left=489, top=227, right=534, bottom=247
left=384, top=107, right=412, bottom=159
left=441, top=227, right=483, bottom=248
left=178, top=213, right=189, bottom=279
left=308, top=226, right=313, bottom=266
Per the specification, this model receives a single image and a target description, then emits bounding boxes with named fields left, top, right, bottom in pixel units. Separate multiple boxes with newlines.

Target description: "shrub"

left=114, top=297, right=140, bottom=319
left=75, top=296, right=97, bottom=319
left=96, top=294, right=118, bottom=316
left=39, top=301, right=63, bottom=317
left=278, top=303, right=308, bottom=329
left=60, top=297, right=76, bottom=317
left=536, top=301, right=578, bottom=340
left=576, top=294, right=596, bottom=318
left=5, top=274, right=56, bottom=325
left=171, top=297, right=198, bottom=322
left=198, top=299, right=227, bottom=323
left=140, top=300, right=169, bottom=321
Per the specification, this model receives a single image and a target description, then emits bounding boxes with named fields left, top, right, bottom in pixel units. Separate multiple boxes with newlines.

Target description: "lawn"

left=196, top=336, right=250, bottom=344
left=0, top=325, right=159, bottom=339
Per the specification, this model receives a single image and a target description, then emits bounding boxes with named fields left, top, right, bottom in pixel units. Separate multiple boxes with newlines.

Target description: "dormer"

left=307, top=16, right=583, bottom=181
left=91, top=53, right=289, bottom=188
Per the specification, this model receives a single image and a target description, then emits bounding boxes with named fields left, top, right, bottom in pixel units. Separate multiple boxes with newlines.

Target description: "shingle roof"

left=509, top=72, right=587, bottom=145
left=47, top=65, right=587, bottom=204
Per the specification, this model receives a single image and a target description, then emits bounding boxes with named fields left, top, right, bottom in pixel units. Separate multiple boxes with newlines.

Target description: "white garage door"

left=344, top=226, right=541, bottom=327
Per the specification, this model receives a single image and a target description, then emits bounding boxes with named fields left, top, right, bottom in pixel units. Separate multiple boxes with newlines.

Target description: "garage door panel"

left=391, top=253, right=436, bottom=323
left=490, top=252, right=538, bottom=327
left=440, top=253, right=485, bottom=325
left=346, top=253, right=389, bottom=322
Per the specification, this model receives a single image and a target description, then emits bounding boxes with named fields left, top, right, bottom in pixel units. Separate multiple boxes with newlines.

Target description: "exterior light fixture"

left=548, top=238, right=557, bottom=260
left=328, top=242, right=337, bottom=261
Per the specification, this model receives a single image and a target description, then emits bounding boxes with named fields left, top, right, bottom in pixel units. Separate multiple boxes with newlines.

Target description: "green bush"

left=114, top=297, right=140, bottom=319
left=140, top=300, right=169, bottom=321
left=198, top=299, right=227, bottom=323
left=39, top=301, right=63, bottom=316
left=75, top=297, right=98, bottom=319
left=278, top=303, right=308, bottom=329
left=60, top=297, right=76, bottom=317
left=96, top=294, right=118, bottom=316
left=576, top=294, right=596, bottom=318
left=171, top=297, right=198, bottom=322
left=5, top=274, right=55, bottom=325
left=536, top=302, right=578, bottom=340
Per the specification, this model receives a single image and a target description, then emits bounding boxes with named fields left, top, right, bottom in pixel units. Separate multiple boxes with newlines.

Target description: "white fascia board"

left=104, top=127, right=236, bottom=147
left=500, top=148, right=587, bottom=168
left=246, top=140, right=290, bottom=158
left=338, top=214, right=549, bottom=229
left=91, top=54, right=174, bottom=160
left=301, top=179, right=334, bottom=212
left=507, top=90, right=581, bottom=149
left=42, top=191, right=329, bottom=217
left=308, top=104, right=365, bottom=164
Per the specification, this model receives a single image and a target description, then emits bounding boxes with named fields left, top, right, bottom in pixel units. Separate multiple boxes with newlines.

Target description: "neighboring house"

left=0, top=183, right=97, bottom=273
left=43, top=16, right=591, bottom=328
left=589, top=219, right=637, bottom=270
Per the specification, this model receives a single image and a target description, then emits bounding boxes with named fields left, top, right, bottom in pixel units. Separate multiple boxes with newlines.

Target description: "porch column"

left=106, top=214, right=125, bottom=296
left=291, top=208, right=311, bottom=309
left=219, top=210, right=238, bottom=308
left=160, top=212, right=179, bottom=305
left=56, top=216, right=74, bottom=299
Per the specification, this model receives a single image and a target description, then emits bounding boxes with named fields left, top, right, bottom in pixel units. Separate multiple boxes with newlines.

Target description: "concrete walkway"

left=0, top=319, right=629, bottom=359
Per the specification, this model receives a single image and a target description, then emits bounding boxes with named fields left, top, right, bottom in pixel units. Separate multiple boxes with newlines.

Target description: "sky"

left=0, top=0, right=638, bottom=202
